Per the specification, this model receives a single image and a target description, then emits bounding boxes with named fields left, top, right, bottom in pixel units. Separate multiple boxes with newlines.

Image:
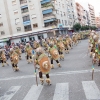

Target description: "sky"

left=75, top=0, right=100, bottom=16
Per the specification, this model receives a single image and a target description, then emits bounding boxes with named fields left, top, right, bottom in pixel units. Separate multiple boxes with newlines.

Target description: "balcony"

left=43, top=14, right=56, bottom=20
left=41, top=3, right=54, bottom=10
left=44, top=19, right=58, bottom=27
left=21, top=6, right=29, bottom=14
left=41, top=0, right=51, bottom=5
left=44, top=18, right=56, bottom=23
left=42, top=9, right=53, bottom=15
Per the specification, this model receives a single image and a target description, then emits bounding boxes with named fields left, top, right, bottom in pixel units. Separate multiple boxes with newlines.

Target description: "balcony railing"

left=44, top=21, right=58, bottom=27
left=43, top=13, right=55, bottom=18
left=21, top=9, right=28, bottom=13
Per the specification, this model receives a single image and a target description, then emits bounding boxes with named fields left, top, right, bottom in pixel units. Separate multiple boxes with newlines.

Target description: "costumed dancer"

left=72, top=33, right=77, bottom=46
left=63, top=38, right=69, bottom=54
left=88, top=32, right=95, bottom=57
left=14, top=46, right=22, bottom=60
left=0, top=49, right=9, bottom=67
left=57, top=38, right=65, bottom=60
left=25, top=43, right=33, bottom=64
left=33, top=47, right=51, bottom=85
left=9, top=48, right=19, bottom=71
left=49, top=42, right=61, bottom=69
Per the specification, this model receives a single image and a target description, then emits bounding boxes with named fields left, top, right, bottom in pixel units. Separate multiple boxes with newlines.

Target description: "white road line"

left=23, top=85, right=43, bottom=100
left=82, top=54, right=87, bottom=58
left=82, top=81, right=100, bottom=99
left=0, top=69, right=100, bottom=81
left=0, top=86, right=21, bottom=100
left=53, top=83, right=69, bottom=100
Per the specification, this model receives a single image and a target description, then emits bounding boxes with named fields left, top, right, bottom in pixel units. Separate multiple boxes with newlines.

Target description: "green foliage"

left=89, top=26, right=97, bottom=30
left=73, top=23, right=81, bottom=31
left=81, top=25, right=89, bottom=31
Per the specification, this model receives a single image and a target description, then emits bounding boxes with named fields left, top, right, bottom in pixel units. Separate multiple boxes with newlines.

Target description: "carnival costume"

left=34, top=47, right=51, bottom=85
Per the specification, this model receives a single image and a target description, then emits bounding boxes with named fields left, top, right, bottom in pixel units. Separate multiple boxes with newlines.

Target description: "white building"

left=0, top=0, right=77, bottom=46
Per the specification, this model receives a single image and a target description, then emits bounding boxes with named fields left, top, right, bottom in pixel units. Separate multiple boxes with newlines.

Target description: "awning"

left=44, top=18, right=56, bottom=23
left=23, top=20, right=31, bottom=26
left=21, top=5, right=28, bottom=9
left=42, top=9, right=52, bottom=14
left=0, top=38, right=9, bottom=43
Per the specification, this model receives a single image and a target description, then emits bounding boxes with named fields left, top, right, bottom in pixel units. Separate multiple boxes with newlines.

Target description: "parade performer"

left=25, top=43, right=33, bottom=64
left=66, top=35, right=73, bottom=49
left=15, top=46, right=22, bottom=60
left=92, top=35, right=99, bottom=65
left=88, top=32, right=95, bottom=57
left=49, top=42, right=61, bottom=68
left=0, top=49, right=9, bottom=67
left=33, top=41, right=41, bottom=49
left=63, top=38, right=69, bottom=54
left=33, top=47, right=51, bottom=85
left=72, top=33, right=77, bottom=46
left=9, top=48, right=19, bottom=71
left=57, top=39, right=65, bottom=60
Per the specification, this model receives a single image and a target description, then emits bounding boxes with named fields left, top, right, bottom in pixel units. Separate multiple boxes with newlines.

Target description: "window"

left=12, top=0, right=16, bottom=5
left=28, top=0, right=31, bottom=2
left=62, top=4, right=64, bottom=8
left=61, top=11, right=62, bottom=16
left=65, top=20, right=67, bottom=25
left=0, top=23, right=3, bottom=27
left=23, top=15, right=30, bottom=22
left=30, top=5, right=34, bottom=10
left=24, top=25, right=32, bottom=32
left=21, top=7, right=28, bottom=13
left=62, top=20, right=64, bottom=25
left=0, top=14, right=1, bottom=18
left=15, top=18, right=20, bottom=24
left=31, top=14, right=36, bottom=19
left=64, top=12, right=65, bottom=16
left=33, top=23, right=38, bottom=28
left=20, top=0, right=27, bottom=4
left=1, top=31, right=5, bottom=35
left=17, top=27, right=21, bottom=32
left=14, top=10, right=18, bottom=15
left=59, top=2, right=60, bottom=6
left=56, top=10, right=59, bottom=14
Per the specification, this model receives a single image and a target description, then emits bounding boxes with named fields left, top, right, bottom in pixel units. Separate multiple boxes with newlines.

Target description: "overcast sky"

left=75, top=0, right=100, bottom=16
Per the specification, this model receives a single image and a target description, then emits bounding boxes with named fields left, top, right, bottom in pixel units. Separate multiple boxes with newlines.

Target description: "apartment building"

left=95, top=17, right=100, bottom=28
left=66, top=0, right=78, bottom=28
left=0, top=0, right=77, bottom=45
left=76, top=2, right=85, bottom=25
left=88, top=4, right=96, bottom=26
left=0, top=0, right=12, bottom=45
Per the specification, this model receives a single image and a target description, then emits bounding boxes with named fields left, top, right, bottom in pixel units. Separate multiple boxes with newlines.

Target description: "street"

left=0, top=39, right=100, bottom=100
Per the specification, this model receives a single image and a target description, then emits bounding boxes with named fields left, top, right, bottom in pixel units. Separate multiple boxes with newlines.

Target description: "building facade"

left=88, top=4, right=96, bottom=26
left=0, top=0, right=77, bottom=46
left=76, top=2, right=85, bottom=25
left=95, top=17, right=100, bottom=28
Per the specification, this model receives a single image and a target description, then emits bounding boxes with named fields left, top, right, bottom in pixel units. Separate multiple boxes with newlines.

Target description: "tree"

left=81, top=26, right=86, bottom=31
left=89, top=26, right=97, bottom=30
left=73, top=23, right=81, bottom=31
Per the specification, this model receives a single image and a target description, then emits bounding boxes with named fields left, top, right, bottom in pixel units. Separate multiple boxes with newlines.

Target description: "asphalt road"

left=0, top=39, right=100, bottom=100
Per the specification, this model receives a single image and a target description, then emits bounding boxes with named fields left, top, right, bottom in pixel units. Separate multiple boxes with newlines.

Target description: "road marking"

left=53, top=83, right=69, bottom=100
left=23, top=85, right=43, bottom=100
left=0, top=86, right=20, bottom=100
left=82, top=54, right=87, bottom=58
left=82, top=81, right=100, bottom=99
left=0, top=69, right=100, bottom=81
